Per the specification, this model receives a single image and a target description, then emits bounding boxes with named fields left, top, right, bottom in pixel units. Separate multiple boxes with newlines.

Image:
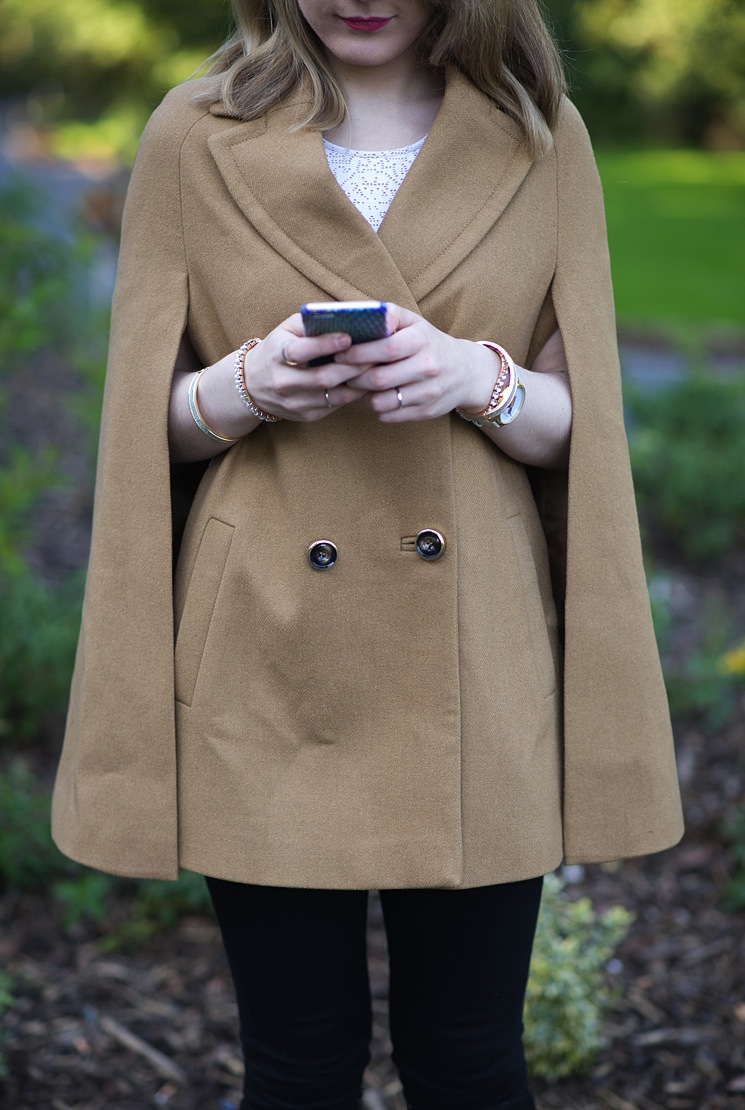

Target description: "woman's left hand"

left=331, top=302, right=573, bottom=469
left=329, top=304, right=496, bottom=422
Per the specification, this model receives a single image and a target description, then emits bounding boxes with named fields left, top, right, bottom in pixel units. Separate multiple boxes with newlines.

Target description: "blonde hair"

left=195, top=0, right=565, bottom=159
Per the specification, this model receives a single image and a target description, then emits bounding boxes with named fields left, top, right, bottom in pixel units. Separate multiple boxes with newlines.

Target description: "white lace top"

left=323, top=137, right=426, bottom=232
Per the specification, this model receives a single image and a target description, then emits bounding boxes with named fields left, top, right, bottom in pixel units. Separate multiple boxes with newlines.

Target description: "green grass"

left=596, top=149, right=745, bottom=331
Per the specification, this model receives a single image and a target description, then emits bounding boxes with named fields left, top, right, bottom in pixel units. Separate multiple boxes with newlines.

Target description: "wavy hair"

left=195, top=0, right=565, bottom=158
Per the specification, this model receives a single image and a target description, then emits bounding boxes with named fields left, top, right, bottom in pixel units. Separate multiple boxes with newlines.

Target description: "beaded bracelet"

left=234, top=339, right=281, bottom=423
left=480, top=341, right=510, bottom=399
left=188, top=368, right=241, bottom=444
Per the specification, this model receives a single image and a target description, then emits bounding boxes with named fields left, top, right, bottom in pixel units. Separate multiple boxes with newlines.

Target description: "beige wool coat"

left=52, top=66, right=684, bottom=888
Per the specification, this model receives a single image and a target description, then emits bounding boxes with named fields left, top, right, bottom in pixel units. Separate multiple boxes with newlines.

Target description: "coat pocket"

left=175, top=517, right=235, bottom=707
left=507, top=514, right=559, bottom=699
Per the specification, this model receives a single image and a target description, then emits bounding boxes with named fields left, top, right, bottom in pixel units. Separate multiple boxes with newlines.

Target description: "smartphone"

left=301, top=300, right=389, bottom=365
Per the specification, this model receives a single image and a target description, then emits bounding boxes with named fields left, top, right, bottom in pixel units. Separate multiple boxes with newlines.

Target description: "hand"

left=328, top=304, right=496, bottom=422
left=244, top=313, right=368, bottom=422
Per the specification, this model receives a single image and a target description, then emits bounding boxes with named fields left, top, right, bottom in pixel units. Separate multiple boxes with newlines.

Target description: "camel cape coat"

left=52, top=68, right=683, bottom=887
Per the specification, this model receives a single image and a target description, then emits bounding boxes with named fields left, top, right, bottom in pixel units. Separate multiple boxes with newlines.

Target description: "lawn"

left=595, top=149, right=745, bottom=332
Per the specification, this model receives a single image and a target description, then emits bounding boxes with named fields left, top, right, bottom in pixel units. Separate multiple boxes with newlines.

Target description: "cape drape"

left=52, top=67, right=683, bottom=884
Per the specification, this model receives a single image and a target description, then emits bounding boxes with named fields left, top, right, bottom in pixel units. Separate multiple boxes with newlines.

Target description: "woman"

left=52, top=1, right=684, bottom=1107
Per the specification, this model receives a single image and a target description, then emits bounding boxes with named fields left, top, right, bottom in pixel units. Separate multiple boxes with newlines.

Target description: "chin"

left=326, top=41, right=407, bottom=68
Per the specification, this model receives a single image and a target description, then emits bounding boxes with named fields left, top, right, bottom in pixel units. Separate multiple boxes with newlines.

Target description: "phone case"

left=301, top=301, right=388, bottom=346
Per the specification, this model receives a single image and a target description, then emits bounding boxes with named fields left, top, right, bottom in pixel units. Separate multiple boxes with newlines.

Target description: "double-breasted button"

left=308, top=540, right=338, bottom=570
left=415, top=529, right=445, bottom=561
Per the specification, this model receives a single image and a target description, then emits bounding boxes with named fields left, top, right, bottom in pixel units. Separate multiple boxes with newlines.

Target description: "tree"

left=571, top=0, right=745, bottom=145
left=0, top=0, right=228, bottom=160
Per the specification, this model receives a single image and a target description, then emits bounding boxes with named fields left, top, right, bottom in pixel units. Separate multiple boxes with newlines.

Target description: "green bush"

left=0, top=183, right=106, bottom=743
left=0, top=970, right=12, bottom=1080
left=0, top=757, right=211, bottom=940
left=0, top=568, right=83, bottom=744
left=653, top=593, right=743, bottom=729
left=0, top=759, right=75, bottom=891
left=626, top=373, right=745, bottom=562
left=0, top=183, right=96, bottom=372
left=525, top=874, right=632, bottom=1082
left=665, top=641, right=741, bottom=730
left=722, top=805, right=745, bottom=913
left=97, top=871, right=212, bottom=952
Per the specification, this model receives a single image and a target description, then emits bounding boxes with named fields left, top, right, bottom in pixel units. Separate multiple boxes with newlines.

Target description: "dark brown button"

left=308, top=540, right=338, bottom=570
left=415, top=529, right=445, bottom=560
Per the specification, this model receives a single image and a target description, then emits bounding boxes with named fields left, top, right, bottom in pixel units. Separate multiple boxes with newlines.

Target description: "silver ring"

left=325, top=390, right=332, bottom=407
left=281, top=343, right=300, bottom=368
left=396, top=389, right=404, bottom=409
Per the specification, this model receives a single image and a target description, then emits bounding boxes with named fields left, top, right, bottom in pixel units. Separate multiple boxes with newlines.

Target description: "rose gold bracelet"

left=455, top=341, right=516, bottom=425
left=234, top=338, right=281, bottom=423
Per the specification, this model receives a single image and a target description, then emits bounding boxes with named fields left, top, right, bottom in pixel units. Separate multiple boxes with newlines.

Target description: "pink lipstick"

left=341, top=16, right=392, bottom=31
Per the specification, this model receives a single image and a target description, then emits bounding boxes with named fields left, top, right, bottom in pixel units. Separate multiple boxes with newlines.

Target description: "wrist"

left=456, top=342, right=526, bottom=429
left=457, top=341, right=500, bottom=413
left=192, top=351, right=260, bottom=439
left=235, top=339, right=281, bottom=423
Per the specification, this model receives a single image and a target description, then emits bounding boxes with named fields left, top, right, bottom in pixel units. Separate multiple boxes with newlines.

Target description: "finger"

left=282, top=312, right=305, bottom=337
left=324, top=384, right=369, bottom=408
left=335, top=327, right=420, bottom=370
left=287, top=359, right=371, bottom=393
left=383, top=302, right=421, bottom=335
left=271, top=388, right=345, bottom=420
left=367, top=381, right=442, bottom=422
left=279, top=331, right=352, bottom=367
left=346, top=351, right=429, bottom=393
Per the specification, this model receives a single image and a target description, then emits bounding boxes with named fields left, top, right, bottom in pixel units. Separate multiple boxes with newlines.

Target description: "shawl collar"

left=207, top=66, right=535, bottom=308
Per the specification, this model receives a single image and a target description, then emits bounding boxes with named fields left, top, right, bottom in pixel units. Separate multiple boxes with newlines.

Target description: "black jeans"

left=207, top=876, right=542, bottom=1110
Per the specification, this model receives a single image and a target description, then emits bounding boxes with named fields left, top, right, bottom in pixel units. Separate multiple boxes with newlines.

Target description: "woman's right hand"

left=168, top=314, right=370, bottom=464
left=245, top=313, right=368, bottom=422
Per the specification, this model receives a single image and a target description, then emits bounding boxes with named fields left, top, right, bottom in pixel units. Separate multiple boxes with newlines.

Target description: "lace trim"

left=323, top=137, right=426, bottom=232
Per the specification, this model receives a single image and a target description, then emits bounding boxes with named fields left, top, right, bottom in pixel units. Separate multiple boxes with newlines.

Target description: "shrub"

left=0, top=756, right=211, bottom=944
left=98, top=871, right=213, bottom=952
left=0, top=182, right=106, bottom=744
left=0, top=970, right=12, bottom=1080
left=665, top=604, right=743, bottom=730
left=722, top=805, right=745, bottom=914
left=0, top=183, right=96, bottom=373
left=0, top=568, right=83, bottom=745
left=0, top=759, right=76, bottom=891
left=626, top=372, right=745, bottom=563
left=524, top=874, right=633, bottom=1082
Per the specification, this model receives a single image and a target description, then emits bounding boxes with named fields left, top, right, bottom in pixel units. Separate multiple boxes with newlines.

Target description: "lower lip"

left=341, top=17, right=392, bottom=31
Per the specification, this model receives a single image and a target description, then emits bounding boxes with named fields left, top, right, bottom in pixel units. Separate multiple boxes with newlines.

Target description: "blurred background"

left=0, top=2, right=744, bottom=1109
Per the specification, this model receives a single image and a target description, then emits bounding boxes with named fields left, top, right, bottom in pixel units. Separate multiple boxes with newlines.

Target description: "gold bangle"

left=188, top=368, right=241, bottom=443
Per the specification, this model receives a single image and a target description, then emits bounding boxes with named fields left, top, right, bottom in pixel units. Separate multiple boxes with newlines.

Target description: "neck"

left=324, top=54, right=444, bottom=150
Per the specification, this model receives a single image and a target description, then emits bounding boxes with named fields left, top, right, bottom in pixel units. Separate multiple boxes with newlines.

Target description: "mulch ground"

left=2, top=742, right=745, bottom=1110
left=2, top=360, right=745, bottom=1109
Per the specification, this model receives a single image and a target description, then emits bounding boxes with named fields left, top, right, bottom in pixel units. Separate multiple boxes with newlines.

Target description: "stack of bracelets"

left=455, top=341, right=526, bottom=429
left=187, top=336, right=280, bottom=444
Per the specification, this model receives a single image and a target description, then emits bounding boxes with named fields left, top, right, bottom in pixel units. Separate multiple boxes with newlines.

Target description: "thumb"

left=385, top=303, right=421, bottom=335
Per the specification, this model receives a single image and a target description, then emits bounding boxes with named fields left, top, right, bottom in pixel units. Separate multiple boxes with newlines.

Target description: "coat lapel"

left=208, top=97, right=420, bottom=309
left=208, top=66, right=535, bottom=310
left=378, top=68, right=536, bottom=304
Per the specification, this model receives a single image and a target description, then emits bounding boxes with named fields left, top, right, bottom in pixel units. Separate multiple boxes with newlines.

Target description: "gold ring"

left=281, top=344, right=300, bottom=368
left=397, top=389, right=404, bottom=409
